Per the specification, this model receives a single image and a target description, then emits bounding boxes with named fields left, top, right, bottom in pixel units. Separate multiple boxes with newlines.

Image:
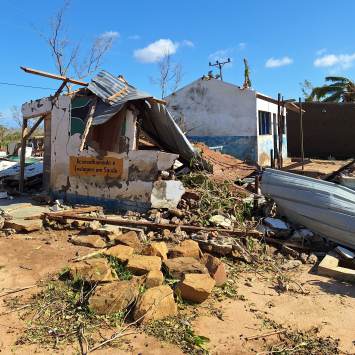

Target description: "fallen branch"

left=44, top=214, right=261, bottom=238
left=0, top=304, right=30, bottom=316
left=246, top=328, right=287, bottom=340
left=268, top=262, right=308, bottom=294
left=0, top=285, right=37, bottom=297
left=264, top=237, right=330, bottom=252
left=281, top=159, right=311, bottom=171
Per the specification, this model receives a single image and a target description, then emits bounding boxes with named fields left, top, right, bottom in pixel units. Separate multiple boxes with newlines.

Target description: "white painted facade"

left=165, top=77, right=287, bottom=166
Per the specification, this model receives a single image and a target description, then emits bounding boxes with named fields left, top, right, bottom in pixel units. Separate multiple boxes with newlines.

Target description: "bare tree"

left=32, top=0, right=117, bottom=92
left=148, top=47, right=186, bottom=99
left=10, top=105, right=42, bottom=133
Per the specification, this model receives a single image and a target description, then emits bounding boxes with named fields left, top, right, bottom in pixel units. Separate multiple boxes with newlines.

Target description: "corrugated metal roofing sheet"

left=261, top=168, right=355, bottom=248
left=87, top=70, right=197, bottom=160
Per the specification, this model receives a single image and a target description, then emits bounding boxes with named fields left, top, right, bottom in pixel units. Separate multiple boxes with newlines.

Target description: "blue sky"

left=1, top=0, right=355, bottom=126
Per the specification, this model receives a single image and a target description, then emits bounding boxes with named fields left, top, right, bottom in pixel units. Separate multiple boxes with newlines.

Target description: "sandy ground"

left=0, top=228, right=355, bottom=354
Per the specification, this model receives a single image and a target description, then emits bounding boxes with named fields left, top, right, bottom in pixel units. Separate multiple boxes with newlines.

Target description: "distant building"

left=165, top=77, right=290, bottom=166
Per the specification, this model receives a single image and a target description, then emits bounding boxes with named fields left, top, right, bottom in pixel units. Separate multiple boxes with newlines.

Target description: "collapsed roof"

left=87, top=70, right=198, bottom=160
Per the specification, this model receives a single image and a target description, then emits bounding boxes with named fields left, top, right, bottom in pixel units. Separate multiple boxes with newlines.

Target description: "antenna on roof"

left=208, top=58, right=231, bottom=81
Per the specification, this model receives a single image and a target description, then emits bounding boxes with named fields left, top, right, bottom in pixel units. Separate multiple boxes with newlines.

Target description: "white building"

left=165, top=77, right=290, bottom=166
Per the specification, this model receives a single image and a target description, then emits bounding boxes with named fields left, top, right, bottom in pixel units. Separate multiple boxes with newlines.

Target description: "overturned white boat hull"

left=261, top=168, right=355, bottom=248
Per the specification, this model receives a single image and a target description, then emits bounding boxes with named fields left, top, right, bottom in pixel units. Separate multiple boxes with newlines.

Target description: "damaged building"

left=20, top=69, right=197, bottom=212
left=165, top=76, right=301, bottom=166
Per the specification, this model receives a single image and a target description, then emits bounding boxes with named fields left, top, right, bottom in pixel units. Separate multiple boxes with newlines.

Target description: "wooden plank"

left=104, top=86, right=128, bottom=104
left=79, top=97, right=98, bottom=152
left=324, top=160, right=355, bottom=182
left=20, top=67, right=88, bottom=86
left=281, top=159, right=312, bottom=171
left=256, top=94, right=305, bottom=113
left=44, top=213, right=262, bottom=237
left=13, top=114, right=48, bottom=154
left=18, top=119, right=27, bottom=192
left=55, top=79, right=70, bottom=95
left=147, top=98, right=167, bottom=105
left=28, top=206, right=100, bottom=220
left=23, top=111, right=51, bottom=120
left=264, top=236, right=330, bottom=252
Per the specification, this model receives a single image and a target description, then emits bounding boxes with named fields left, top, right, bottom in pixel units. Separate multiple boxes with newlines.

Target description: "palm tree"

left=310, top=77, right=355, bottom=102
left=243, top=58, right=251, bottom=88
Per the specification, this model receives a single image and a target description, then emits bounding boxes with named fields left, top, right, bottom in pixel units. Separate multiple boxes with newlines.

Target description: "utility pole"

left=209, top=58, right=231, bottom=81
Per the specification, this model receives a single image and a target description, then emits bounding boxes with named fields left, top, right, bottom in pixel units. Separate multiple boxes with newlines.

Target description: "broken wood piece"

left=281, top=159, right=311, bottom=171
left=324, top=159, right=355, bottom=181
left=43, top=213, right=261, bottom=237
left=246, top=329, right=287, bottom=340
left=0, top=304, right=30, bottom=316
left=146, top=97, right=167, bottom=105
left=20, top=67, right=88, bottom=86
left=27, top=206, right=100, bottom=220
left=70, top=248, right=108, bottom=262
left=0, top=285, right=37, bottom=297
left=79, top=97, right=98, bottom=152
left=104, top=86, right=128, bottom=104
left=55, top=78, right=70, bottom=96
left=264, top=237, right=330, bottom=252
left=182, top=189, right=200, bottom=200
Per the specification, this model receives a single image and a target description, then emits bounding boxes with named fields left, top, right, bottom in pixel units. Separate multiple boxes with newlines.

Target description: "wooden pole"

left=13, top=114, right=48, bottom=155
left=277, top=93, right=281, bottom=169
left=280, top=98, right=285, bottom=168
left=79, top=97, right=98, bottom=152
left=19, top=118, right=28, bottom=192
left=299, top=98, right=304, bottom=170
left=270, top=149, right=274, bottom=168
left=253, top=176, right=259, bottom=211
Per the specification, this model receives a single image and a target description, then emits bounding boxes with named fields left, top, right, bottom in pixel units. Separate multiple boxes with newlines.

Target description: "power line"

left=0, top=82, right=56, bottom=90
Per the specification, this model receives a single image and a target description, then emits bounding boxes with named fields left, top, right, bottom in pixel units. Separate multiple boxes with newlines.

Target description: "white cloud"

left=314, top=53, right=355, bottom=71
left=128, top=35, right=140, bottom=40
left=133, top=39, right=193, bottom=63
left=101, top=31, right=119, bottom=38
left=316, top=48, right=326, bottom=55
left=265, top=56, right=293, bottom=68
left=239, top=43, right=247, bottom=50
left=182, top=39, right=194, bottom=47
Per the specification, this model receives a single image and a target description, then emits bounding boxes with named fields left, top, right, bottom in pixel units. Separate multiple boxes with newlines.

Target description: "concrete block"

left=318, top=251, right=355, bottom=283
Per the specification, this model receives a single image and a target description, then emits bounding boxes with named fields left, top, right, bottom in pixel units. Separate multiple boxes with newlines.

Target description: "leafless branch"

left=148, top=46, right=186, bottom=99
left=31, top=0, right=116, bottom=92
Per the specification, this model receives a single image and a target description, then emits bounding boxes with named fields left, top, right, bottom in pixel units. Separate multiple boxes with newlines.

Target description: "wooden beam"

left=79, top=97, right=98, bottom=152
left=27, top=206, right=100, bottom=220
left=256, top=94, right=305, bottom=113
left=23, top=111, right=51, bottom=120
left=281, top=159, right=311, bottom=171
left=55, top=79, right=70, bottom=96
left=14, top=114, right=48, bottom=155
left=324, top=160, right=355, bottom=181
left=19, top=119, right=27, bottom=192
left=20, top=67, right=88, bottom=86
left=147, top=97, right=167, bottom=105
left=43, top=213, right=262, bottom=237
left=104, top=86, right=128, bottom=104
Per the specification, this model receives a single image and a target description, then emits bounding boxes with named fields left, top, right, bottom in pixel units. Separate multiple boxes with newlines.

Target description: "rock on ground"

left=199, top=253, right=227, bottom=286
left=133, top=285, right=177, bottom=324
left=145, top=270, right=164, bottom=288
left=114, top=231, right=142, bottom=252
left=71, top=235, right=106, bottom=248
left=280, top=260, right=302, bottom=271
left=88, top=278, right=139, bottom=315
left=143, top=242, right=168, bottom=260
left=97, top=224, right=122, bottom=237
left=282, top=245, right=299, bottom=258
left=70, top=258, right=116, bottom=284
left=4, top=218, right=43, bottom=232
left=176, top=273, right=216, bottom=303
left=163, top=257, right=208, bottom=280
left=169, top=240, right=202, bottom=260
left=126, top=255, right=162, bottom=276
left=103, top=244, right=134, bottom=263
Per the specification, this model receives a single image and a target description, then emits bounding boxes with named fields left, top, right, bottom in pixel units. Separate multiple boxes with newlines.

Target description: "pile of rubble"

left=69, top=231, right=229, bottom=324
